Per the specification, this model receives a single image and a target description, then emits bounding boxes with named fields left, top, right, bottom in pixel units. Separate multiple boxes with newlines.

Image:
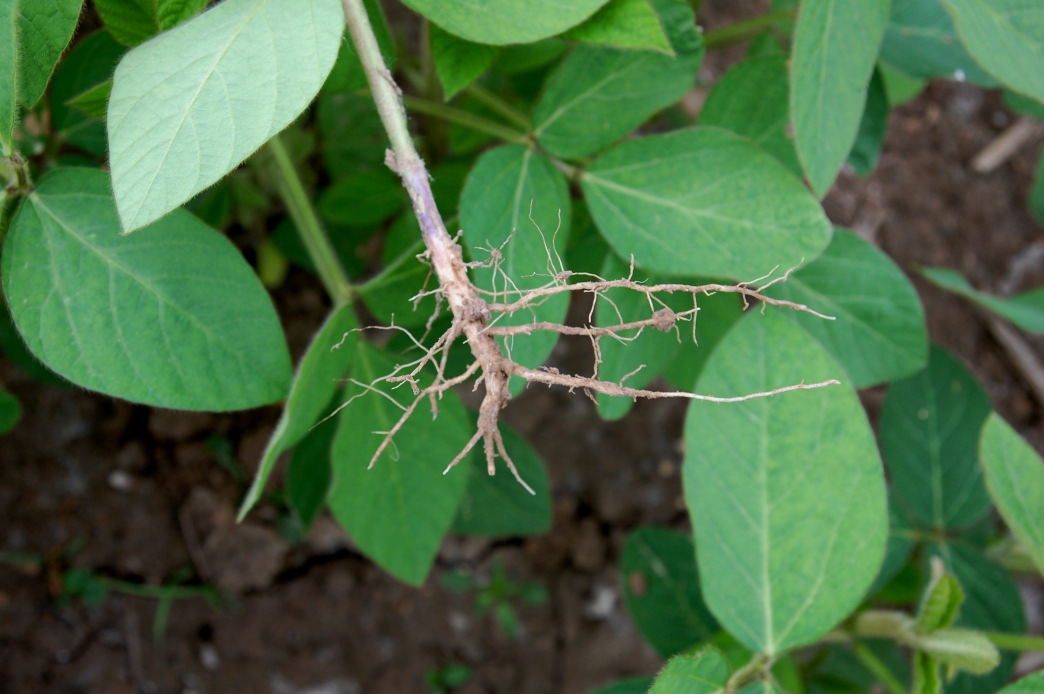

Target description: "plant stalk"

left=464, top=83, right=531, bottom=130
left=703, top=8, right=797, bottom=50
left=401, top=94, right=531, bottom=144
left=266, top=134, right=353, bottom=304
left=984, top=631, right=1044, bottom=652
left=851, top=640, right=907, bottom=694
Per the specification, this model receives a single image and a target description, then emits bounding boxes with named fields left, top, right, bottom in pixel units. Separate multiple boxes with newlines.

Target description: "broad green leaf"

left=879, top=346, right=992, bottom=530
left=913, top=652, right=941, bottom=694
left=1033, top=152, right=1044, bottom=225
left=649, top=648, right=731, bottom=694
left=94, top=0, right=208, bottom=46
left=790, top=0, right=889, bottom=196
left=620, top=526, right=718, bottom=658
left=532, top=0, right=703, bottom=159
left=684, top=311, right=888, bottom=655
left=561, top=0, right=672, bottom=53
left=1005, top=89, right=1044, bottom=120
left=927, top=543, right=1024, bottom=694
left=587, top=677, right=657, bottom=694
left=50, top=31, right=125, bottom=158
left=847, top=69, right=889, bottom=177
left=328, top=342, right=472, bottom=585
left=980, top=413, right=1044, bottom=578
left=807, top=641, right=909, bottom=694
left=0, top=388, right=20, bottom=434
left=879, top=0, right=996, bottom=85
left=766, top=229, right=927, bottom=388
left=1000, top=671, right=1044, bottom=693
left=867, top=498, right=916, bottom=598
left=107, top=0, right=344, bottom=232
left=880, top=61, right=926, bottom=105
left=431, top=25, right=498, bottom=100
left=17, top=0, right=83, bottom=108
left=317, top=92, right=386, bottom=178
left=0, top=301, right=68, bottom=385
left=493, top=39, right=569, bottom=75
left=238, top=302, right=357, bottom=519
left=321, top=0, right=394, bottom=94
left=0, top=0, right=16, bottom=155
left=939, top=0, right=1044, bottom=104
left=400, top=0, right=610, bottom=45
left=286, top=406, right=337, bottom=529
left=452, top=422, right=551, bottom=537
left=662, top=291, right=744, bottom=393
left=459, top=145, right=571, bottom=394
left=318, top=169, right=406, bottom=228
left=1, top=168, right=292, bottom=409
left=66, top=80, right=112, bottom=120
left=582, top=128, right=832, bottom=280
left=699, top=55, right=802, bottom=178
left=737, top=683, right=789, bottom=694
left=594, top=254, right=690, bottom=420
left=921, top=267, right=1044, bottom=334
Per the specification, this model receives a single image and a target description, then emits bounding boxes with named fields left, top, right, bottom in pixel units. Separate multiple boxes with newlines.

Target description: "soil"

left=3, top=2, right=1044, bottom=693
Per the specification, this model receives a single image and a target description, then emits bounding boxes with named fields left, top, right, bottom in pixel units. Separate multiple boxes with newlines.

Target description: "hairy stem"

left=267, top=134, right=353, bottom=303
left=983, top=631, right=1044, bottom=652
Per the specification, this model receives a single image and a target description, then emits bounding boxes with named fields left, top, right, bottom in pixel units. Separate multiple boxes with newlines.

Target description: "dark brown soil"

left=3, top=3, right=1044, bottom=693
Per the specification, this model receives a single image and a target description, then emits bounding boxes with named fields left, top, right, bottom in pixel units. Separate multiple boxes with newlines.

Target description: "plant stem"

left=401, top=94, right=531, bottom=144
left=265, top=134, right=353, bottom=304
left=464, top=83, right=531, bottom=130
left=984, top=631, right=1044, bottom=652
left=703, top=8, right=797, bottom=50
left=851, top=640, right=907, bottom=694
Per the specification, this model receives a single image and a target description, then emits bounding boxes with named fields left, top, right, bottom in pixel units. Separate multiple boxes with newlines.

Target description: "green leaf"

left=459, top=145, right=571, bottom=394
left=916, top=566, right=963, bottom=633
left=107, top=0, right=344, bottom=232
left=698, top=55, right=802, bottom=178
left=400, top=0, right=611, bottom=45
left=661, top=291, right=744, bottom=394
left=238, top=302, right=358, bottom=519
left=328, top=342, right=472, bottom=585
left=939, top=0, right=1044, bottom=104
left=94, top=0, right=208, bottom=46
left=915, top=628, right=1000, bottom=675
left=318, top=169, right=406, bottom=228
left=286, top=407, right=337, bottom=529
left=532, top=0, right=703, bottom=159
left=683, top=311, right=888, bottom=655
left=452, top=422, right=551, bottom=537
left=66, top=80, right=112, bottom=120
left=0, top=1, right=16, bottom=155
left=920, top=266, right=1044, bottom=334
left=587, top=677, right=657, bottom=694
left=980, top=413, right=1044, bottom=579
left=1, top=168, right=292, bottom=409
left=879, top=346, right=992, bottom=530
left=560, top=0, right=673, bottom=53
left=913, top=652, right=941, bottom=694
left=50, top=31, right=126, bottom=158
left=790, top=0, right=890, bottom=196
left=880, top=61, right=927, bottom=105
left=879, top=0, right=996, bottom=85
left=0, top=301, right=68, bottom=386
left=594, top=254, right=689, bottom=420
left=582, top=128, right=832, bottom=280
left=431, top=24, right=498, bottom=100
left=0, top=388, right=20, bottom=435
left=867, top=498, right=916, bottom=598
left=847, top=69, right=889, bottom=177
left=620, top=526, right=719, bottom=658
left=649, top=648, right=731, bottom=694
left=1032, top=151, right=1044, bottom=225
left=321, top=0, right=394, bottom=94
left=317, top=92, right=386, bottom=179
left=926, top=543, right=1024, bottom=694
left=359, top=236, right=438, bottom=329
left=1006, top=88, right=1044, bottom=120
left=766, top=228, right=927, bottom=388
left=17, top=0, right=83, bottom=108
left=1000, top=671, right=1044, bottom=693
